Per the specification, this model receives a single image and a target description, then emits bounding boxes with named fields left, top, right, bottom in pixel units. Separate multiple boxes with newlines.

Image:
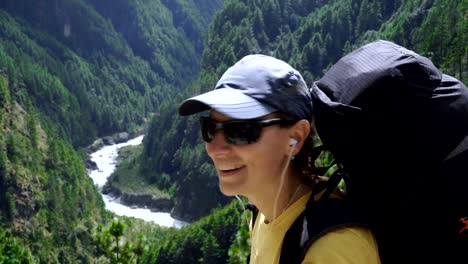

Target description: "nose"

left=205, top=130, right=231, bottom=157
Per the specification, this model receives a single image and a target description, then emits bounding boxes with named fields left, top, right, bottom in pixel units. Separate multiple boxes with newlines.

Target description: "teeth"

left=220, top=165, right=244, bottom=171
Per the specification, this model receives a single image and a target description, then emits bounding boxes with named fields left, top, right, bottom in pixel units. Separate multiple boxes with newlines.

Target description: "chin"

left=218, top=181, right=246, bottom=197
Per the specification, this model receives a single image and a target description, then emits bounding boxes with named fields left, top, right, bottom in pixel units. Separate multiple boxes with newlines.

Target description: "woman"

left=178, top=54, right=380, bottom=263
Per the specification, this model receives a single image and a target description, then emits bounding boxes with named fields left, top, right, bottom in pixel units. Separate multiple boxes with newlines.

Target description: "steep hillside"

left=90, top=199, right=247, bottom=264
left=0, top=75, right=106, bottom=262
left=86, top=0, right=223, bottom=88
left=0, top=0, right=222, bottom=147
left=0, top=0, right=223, bottom=262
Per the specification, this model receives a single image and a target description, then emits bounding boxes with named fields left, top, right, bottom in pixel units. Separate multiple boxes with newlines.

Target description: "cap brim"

left=178, top=87, right=276, bottom=119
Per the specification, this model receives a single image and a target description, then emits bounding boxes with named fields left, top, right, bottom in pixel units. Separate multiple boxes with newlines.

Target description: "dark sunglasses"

left=199, top=116, right=291, bottom=145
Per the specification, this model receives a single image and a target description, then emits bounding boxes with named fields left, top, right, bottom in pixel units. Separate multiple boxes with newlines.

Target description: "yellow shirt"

left=249, top=192, right=381, bottom=264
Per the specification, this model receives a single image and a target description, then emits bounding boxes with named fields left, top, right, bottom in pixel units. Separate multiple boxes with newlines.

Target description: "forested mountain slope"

left=0, top=0, right=222, bottom=147
left=0, top=0, right=222, bottom=262
left=0, top=76, right=106, bottom=262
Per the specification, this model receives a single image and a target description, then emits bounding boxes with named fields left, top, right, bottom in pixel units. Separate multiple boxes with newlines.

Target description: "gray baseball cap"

left=178, top=54, right=313, bottom=120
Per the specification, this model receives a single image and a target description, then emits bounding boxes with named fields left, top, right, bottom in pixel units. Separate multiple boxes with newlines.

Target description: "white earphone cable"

left=272, top=144, right=296, bottom=220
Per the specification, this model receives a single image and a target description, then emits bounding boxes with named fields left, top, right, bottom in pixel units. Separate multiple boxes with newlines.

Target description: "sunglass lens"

left=200, top=117, right=266, bottom=145
left=225, top=122, right=261, bottom=145
left=200, top=117, right=215, bottom=143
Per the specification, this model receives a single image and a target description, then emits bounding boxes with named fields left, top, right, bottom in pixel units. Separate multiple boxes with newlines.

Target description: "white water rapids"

left=87, top=135, right=186, bottom=228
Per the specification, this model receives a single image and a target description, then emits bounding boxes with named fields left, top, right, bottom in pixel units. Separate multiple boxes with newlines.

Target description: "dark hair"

left=276, top=112, right=319, bottom=187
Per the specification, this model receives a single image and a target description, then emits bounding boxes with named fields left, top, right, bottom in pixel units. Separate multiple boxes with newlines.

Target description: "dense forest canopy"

left=0, top=0, right=223, bottom=262
left=0, top=0, right=465, bottom=262
left=0, top=0, right=222, bottom=147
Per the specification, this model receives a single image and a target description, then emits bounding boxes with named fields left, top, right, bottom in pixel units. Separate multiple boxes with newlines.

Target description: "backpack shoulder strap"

left=247, top=168, right=365, bottom=263
left=246, top=201, right=259, bottom=229
left=279, top=196, right=365, bottom=264
left=279, top=168, right=366, bottom=264
left=246, top=202, right=259, bottom=263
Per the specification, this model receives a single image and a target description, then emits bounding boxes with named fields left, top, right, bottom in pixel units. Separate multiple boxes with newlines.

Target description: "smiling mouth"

left=218, top=165, right=246, bottom=177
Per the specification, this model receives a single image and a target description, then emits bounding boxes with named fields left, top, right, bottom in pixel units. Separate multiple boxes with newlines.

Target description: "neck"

left=248, top=171, right=311, bottom=223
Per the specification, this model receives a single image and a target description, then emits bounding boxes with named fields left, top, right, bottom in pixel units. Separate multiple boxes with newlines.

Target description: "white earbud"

left=289, top=138, right=298, bottom=146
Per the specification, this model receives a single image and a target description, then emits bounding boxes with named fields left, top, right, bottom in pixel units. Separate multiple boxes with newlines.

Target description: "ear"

left=289, top=119, right=311, bottom=153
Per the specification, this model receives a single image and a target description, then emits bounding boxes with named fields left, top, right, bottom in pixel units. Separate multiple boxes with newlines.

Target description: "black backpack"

left=248, top=40, right=467, bottom=264
left=311, top=40, right=468, bottom=263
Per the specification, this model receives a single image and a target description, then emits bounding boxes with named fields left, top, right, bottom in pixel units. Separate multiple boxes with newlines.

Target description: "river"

left=87, top=135, right=187, bottom=228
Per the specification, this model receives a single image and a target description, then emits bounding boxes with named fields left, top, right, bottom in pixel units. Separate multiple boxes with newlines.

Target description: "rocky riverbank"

left=102, top=182, right=174, bottom=212
left=85, top=131, right=222, bottom=223
left=87, top=134, right=187, bottom=227
left=88, top=132, right=133, bottom=153
left=85, top=132, right=139, bottom=171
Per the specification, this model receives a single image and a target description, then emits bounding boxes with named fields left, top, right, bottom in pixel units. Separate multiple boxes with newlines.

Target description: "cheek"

left=244, top=135, right=288, bottom=177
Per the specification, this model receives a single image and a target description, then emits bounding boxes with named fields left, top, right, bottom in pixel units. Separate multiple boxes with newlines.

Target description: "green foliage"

left=110, top=220, right=125, bottom=238
left=0, top=230, right=34, bottom=264
left=139, top=201, right=242, bottom=264
left=227, top=207, right=251, bottom=264
left=376, top=0, right=467, bottom=82
left=0, top=0, right=219, bottom=147
left=413, top=0, right=467, bottom=81
left=0, top=0, right=223, bottom=260
left=0, top=77, right=107, bottom=262
left=94, top=220, right=143, bottom=264
left=94, top=216, right=170, bottom=264
left=107, top=144, right=170, bottom=199
left=0, top=0, right=223, bottom=262
left=88, top=0, right=223, bottom=85
left=0, top=75, right=10, bottom=109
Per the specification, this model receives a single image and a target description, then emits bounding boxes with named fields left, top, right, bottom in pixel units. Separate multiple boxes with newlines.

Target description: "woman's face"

left=205, top=111, right=292, bottom=198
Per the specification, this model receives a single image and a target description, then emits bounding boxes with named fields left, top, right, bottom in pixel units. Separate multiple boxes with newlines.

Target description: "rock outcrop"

left=102, top=183, right=173, bottom=213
